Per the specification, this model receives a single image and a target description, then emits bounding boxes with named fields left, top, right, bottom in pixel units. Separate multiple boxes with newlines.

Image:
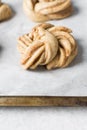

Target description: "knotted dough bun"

left=23, top=0, right=73, bottom=22
left=0, top=0, right=12, bottom=22
left=17, top=23, right=78, bottom=70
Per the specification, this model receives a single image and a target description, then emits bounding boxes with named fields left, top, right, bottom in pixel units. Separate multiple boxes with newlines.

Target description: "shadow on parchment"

left=69, top=1, right=81, bottom=18
left=0, top=45, right=3, bottom=57
left=70, top=39, right=84, bottom=67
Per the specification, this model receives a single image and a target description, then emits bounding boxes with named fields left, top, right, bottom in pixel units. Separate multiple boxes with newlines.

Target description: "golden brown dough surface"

left=0, top=0, right=12, bottom=22
left=23, top=0, right=73, bottom=22
left=17, top=23, right=78, bottom=70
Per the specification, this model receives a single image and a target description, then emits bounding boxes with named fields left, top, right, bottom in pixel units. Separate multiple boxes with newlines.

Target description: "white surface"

left=0, top=0, right=87, bottom=96
left=0, top=107, right=87, bottom=130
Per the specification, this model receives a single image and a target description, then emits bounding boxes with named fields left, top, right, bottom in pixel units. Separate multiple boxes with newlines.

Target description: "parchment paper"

left=0, top=0, right=87, bottom=96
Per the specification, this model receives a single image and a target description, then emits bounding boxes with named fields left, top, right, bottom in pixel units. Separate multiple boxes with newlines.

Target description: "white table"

left=0, top=107, right=87, bottom=130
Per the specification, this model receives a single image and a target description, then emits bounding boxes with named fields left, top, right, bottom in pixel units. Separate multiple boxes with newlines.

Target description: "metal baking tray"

left=0, top=0, right=87, bottom=106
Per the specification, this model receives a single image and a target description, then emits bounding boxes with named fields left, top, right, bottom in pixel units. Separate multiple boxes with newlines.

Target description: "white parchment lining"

left=0, top=0, right=87, bottom=96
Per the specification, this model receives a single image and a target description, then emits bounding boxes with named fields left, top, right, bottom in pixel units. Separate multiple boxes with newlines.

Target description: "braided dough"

left=17, top=23, right=78, bottom=70
left=23, top=0, right=73, bottom=22
left=0, top=0, right=12, bottom=21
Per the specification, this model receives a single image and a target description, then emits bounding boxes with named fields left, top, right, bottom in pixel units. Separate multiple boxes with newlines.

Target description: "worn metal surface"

left=0, top=96, right=87, bottom=106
